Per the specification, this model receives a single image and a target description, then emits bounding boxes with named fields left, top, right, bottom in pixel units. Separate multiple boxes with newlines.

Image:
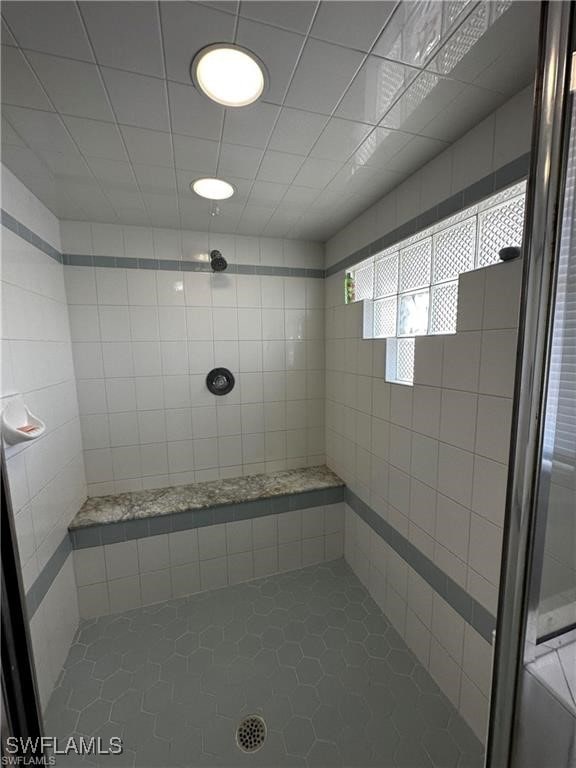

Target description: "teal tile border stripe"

left=1, top=209, right=62, bottom=263
left=62, top=252, right=325, bottom=278
left=0, top=210, right=325, bottom=278
left=25, top=533, right=71, bottom=619
left=325, top=153, right=531, bottom=278
left=345, top=487, right=496, bottom=643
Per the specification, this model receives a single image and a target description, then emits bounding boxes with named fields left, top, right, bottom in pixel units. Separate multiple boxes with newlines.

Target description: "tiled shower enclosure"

left=0, top=0, right=542, bottom=765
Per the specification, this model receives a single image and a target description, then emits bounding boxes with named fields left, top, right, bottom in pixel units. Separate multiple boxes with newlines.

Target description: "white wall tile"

left=482, top=261, right=521, bottom=330
left=410, top=434, right=438, bottom=489
left=65, top=266, right=97, bottom=304
left=278, top=509, right=302, bottom=543
left=457, top=269, right=486, bottom=333
left=442, top=332, right=481, bottom=393
left=73, top=547, right=106, bottom=586
left=409, top=479, right=436, bottom=537
left=140, top=568, right=172, bottom=605
left=92, top=224, right=125, bottom=258
left=474, top=395, right=512, bottom=464
left=431, top=594, right=465, bottom=665
left=462, top=625, right=492, bottom=697
left=438, top=444, right=474, bottom=508
left=412, top=385, right=441, bottom=438
left=200, top=556, right=228, bottom=590
left=137, top=533, right=170, bottom=572
left=440, top=390, right=478, bottom=451
left=252, top=515, right=277, bottom=549
left=168, top=528, right=198, bottom=567
left=108, top=574, right=141, bottom=612
left=452, top=115, right=495, bottom=193
left=468, top=513, right=503, bottom=586
left=435, top=493, right=470, bottom=563
left=254, top=545, right=278, bottom=577
left=471, top=456, right=507, bottom=527
left=171, top=562, right=201, bottom=597
left=479, top=329, right=518, bottom=398
left=302, top=536, right=324, bottom=566
left=104, top=540, right=139, bottom=579
left=228, top=551, right=254, bottom=584
left=198, top=523, right=227, bottom=560
left=95, top=267, right=128, bottom=305
left=414, top=336, right=444, bottom=387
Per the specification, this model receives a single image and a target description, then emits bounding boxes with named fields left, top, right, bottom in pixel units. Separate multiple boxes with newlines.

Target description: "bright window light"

left=398, top=290, right=429, bottom=336
left=192, top=45, right=265, bottom=107
left=191, top=178, right=235, bottom=200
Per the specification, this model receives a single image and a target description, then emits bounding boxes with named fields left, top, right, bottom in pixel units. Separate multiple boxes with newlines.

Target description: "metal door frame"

left=486, top=1, right=575, bottom=766
left=1, top=452, right=44, bottom=756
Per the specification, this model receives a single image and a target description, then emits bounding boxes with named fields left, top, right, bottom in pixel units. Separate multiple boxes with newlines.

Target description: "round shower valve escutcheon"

left=206, top=367, right=235, bottom=396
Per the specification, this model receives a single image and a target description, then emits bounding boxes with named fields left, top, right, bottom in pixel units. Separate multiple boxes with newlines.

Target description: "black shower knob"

left=206, top=367, right=235, bottom=396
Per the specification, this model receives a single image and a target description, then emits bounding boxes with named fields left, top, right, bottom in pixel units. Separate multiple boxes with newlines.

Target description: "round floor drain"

left=236, top=715, right=266, bottom=753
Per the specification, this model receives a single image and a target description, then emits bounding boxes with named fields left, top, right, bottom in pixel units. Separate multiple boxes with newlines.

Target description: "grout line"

left=156, top=0, right=187, bottom=236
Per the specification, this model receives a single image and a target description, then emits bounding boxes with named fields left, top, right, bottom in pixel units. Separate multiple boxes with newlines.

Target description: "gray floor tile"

left=48, top=559, right=483, bottom=767
left=289, top=685, right=320, bottom=718
left=284, top=716, right=315, bottom=757
left=101, top=670, right=133, bottom=701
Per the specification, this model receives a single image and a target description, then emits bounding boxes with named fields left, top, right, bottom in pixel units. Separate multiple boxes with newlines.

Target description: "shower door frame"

left=1, top=453, right=44, bottom=754
left=486, top=1, right=575, bottom=766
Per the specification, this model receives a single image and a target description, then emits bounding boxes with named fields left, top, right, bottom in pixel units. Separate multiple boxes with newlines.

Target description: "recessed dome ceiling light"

left=191, top=178, right=235, bottom=200
left=191, top=44, right=266, bottom=107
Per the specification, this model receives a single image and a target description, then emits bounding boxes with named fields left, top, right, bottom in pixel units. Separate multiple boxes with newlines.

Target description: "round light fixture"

left=191, top=178, right=235, bottom=200
left=191, top=44, right=266, bottom=107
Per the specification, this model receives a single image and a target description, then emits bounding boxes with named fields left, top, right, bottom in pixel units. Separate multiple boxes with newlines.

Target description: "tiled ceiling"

left=1, top=1, right=538, bottom=242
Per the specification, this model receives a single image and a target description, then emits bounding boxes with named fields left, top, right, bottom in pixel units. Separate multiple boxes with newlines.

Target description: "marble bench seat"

left=69, top=465, right=345, bottom=549
left=69, top=466, right=346, bottom=617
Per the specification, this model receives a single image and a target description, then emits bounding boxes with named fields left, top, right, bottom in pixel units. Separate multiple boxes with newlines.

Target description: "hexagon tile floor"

left=45, top=559, right=484, bottom=768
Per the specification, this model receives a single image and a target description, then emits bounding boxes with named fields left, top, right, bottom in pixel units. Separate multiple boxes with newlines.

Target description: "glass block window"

left=430, top=281, right=458, bottom=334
left=353, top=260, right=374, bottom=301
left=397, top=338, right=415, bottom=383
left=399, top=240, right=432, bottom=291
left=433, top=217, right=476, bottom=283
left=375, top=253, right=399, bottom=298
left=398, top=290, right=430, bottom=336
left=348, top=180, right=527, bottom=385
left=477, top=195, right=525, bottom=267
left=374, top=296, right=397, bottom=338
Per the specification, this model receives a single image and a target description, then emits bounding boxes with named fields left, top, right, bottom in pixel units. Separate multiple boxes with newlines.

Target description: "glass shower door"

left=536, top=95, right=576, bottom=642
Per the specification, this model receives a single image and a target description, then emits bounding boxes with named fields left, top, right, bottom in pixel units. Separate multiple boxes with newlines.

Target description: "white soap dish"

left=2, top=397, right=46, bottom=445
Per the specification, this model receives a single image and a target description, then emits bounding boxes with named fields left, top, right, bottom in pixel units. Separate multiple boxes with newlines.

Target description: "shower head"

left=210, top=249, right=227, bottom=272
